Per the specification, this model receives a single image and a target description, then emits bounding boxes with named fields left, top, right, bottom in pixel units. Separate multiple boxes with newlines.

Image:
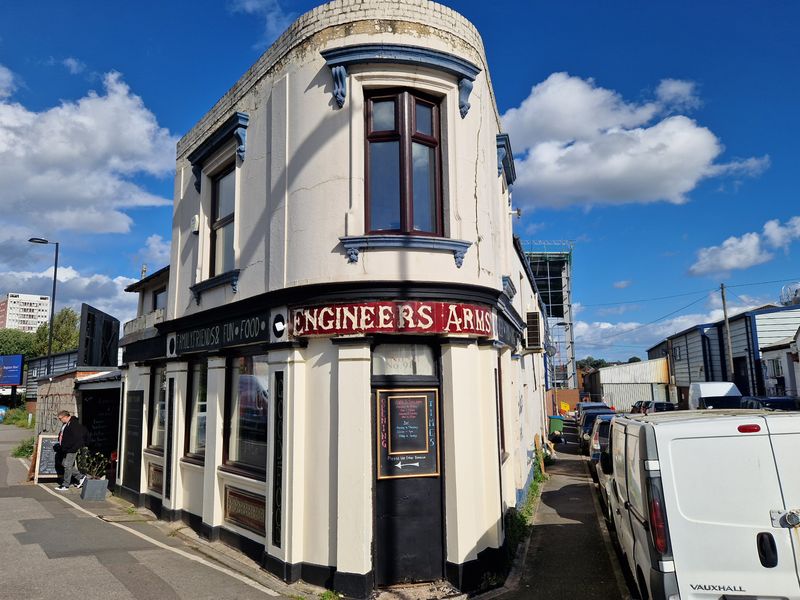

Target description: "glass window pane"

left=372, top=344, right=435, bottom=376
left=369, top=141, right=401, bottom=231
left=416, top=102, right=432, bottom=136
left=412, top=142, right=436, bottom=232
left=372, top=100, right=395, bottom=131
left=214, top=222, right=235, bottom=274
left=215, top=169, right=235, bottom=219
left=229, top=355, right=269, bottom=470
left=151, top=366, right=166, bottom=448
left=188, top=360, right=208, bottom=456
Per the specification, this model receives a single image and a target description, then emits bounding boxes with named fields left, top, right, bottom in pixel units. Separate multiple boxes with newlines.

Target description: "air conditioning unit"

left=525, top=312, right=543, bottom=352
left=166, top=333, right=177, bottom=358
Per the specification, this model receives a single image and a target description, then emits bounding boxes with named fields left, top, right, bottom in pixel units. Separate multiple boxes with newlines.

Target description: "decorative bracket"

left=496, top=133, right=517, bottom=185
left=340, top=235, right=472, bottom=268
left=502, top=275, right=517, bottom=300
left=192, top=164, right=202, bottom=194
left=234, top=126, right=247, bottom=162
left=188, top=269, right=240, bottom=305
left=187, top=112, right=250, bottom=194
left=320, top=44, right=480, bottom=115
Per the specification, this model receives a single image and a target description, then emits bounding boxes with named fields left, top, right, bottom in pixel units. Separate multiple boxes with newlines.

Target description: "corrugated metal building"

left=596, top=359, right=669, bottom=412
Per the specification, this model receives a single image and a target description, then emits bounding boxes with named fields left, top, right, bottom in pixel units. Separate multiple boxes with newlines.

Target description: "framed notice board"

left=34, top=435, right=60, bottom=483
left=376, top=388, right=439, bottom=480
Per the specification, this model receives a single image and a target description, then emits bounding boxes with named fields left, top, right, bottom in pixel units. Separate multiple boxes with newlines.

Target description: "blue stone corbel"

left=346, top=246, right=359, bottom=263
left=496, top=134, right=517, bottom=185
left=331, top=65, right=347, bottom=108
left=454, top=248, right=467, bottom=268
left=192, top=164, right=202, bottom=194
left=496, top=145, right=507, bottom=177
left=234, top=127, right=247, bottom=162
left=458, top=78, right=473, bottom=119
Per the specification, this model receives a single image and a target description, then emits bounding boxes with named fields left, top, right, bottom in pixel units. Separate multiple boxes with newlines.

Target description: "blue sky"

left=1, top=0, right=798, bottom=360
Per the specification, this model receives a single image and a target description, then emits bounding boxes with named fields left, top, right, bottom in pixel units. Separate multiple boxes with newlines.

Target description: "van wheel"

left=636, top=568, right=649, bottom=600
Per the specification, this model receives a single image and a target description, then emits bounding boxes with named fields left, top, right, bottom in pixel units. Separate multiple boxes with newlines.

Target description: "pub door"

left=372, top=344, right=444, bottom=586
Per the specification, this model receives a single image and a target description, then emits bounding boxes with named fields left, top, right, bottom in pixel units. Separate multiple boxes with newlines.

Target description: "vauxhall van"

left=602, top=410, right=800, bottom=600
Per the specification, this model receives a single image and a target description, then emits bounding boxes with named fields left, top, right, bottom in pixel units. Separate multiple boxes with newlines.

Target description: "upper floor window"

left=365, top=90, right=442, bottom=236
left=153, top=287, right=167, bottom=311
left=211, top=165, right=235, bottom=276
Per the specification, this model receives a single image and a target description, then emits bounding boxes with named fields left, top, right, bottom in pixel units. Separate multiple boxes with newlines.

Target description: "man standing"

left=54, top=410, right=88, bottom=492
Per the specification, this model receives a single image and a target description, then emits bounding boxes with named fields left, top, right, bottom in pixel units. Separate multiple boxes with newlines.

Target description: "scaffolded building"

left=524, top=240, right=577, bottom=389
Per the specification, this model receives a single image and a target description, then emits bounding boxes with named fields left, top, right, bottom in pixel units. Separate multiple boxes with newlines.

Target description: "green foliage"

left=76, top=447, right=109, bottom=479
left=32, top=307, right=79, bottom=357
left=11, top=436, right=35, bottom=458
left=577, top=355, right=611, bottom=370
left=319, top=591, right=342, bottom=600
left=2, top=407, right=35, bottom=428
left=0, top=329, right=37, bottom=360
left=627, top=356, right=642, bottom=363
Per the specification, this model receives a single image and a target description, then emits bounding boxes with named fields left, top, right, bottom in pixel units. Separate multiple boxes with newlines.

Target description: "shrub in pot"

left=76, top=448, right=110, bottom=501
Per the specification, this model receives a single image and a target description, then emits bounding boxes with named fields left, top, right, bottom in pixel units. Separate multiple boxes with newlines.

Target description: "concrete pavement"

left=0, top=424, right=292, bottom=600
left=494, top=419, right=630, bottom=600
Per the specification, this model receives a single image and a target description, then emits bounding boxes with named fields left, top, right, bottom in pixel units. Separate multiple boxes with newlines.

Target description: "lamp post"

left=28, top=237, right=59, bottom=376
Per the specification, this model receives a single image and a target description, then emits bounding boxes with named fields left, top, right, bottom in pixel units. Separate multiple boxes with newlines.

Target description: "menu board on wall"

left=377, top=389, right=439, bottom=480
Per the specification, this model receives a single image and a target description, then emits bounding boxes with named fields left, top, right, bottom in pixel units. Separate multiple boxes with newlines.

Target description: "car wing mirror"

left=600, top=451, right=613, bottom=475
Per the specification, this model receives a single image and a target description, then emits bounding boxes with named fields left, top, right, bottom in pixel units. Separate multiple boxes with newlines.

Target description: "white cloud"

left=0, top=265, right=137, bottom=324
left=0, top=69, right=176, bottom=235
left=597, top=304, right=640, bottom=316
left=689, top=216, right=800, bottom=276
left=229, top=0, right=294, bottom=45
left=62, top=57, right=86, bottom=75
left=613, top=280, right=632, bottom=289
left=137, top=234, right=171, bottom=270
left=656, top=79, right=700, bottom=110
left=0, top=64, right=16, bottom=99
left=501, top=73, right=768, bottom=209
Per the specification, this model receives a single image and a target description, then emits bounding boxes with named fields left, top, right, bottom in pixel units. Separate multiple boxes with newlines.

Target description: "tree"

left=0, top=329, right=37, bottom=360
left=32, top=307, right=80, bottom=357
left=627, top=356, right=642, bottom=363
left=577, top=356, right=611, bottom=370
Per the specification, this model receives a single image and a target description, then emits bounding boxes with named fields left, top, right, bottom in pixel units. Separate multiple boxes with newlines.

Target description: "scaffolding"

left=523, top=240, right=577, bottom=389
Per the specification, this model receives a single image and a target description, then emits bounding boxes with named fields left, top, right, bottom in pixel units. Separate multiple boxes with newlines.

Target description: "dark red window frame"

left=364, top=89, right=443, bottom=236
left=209, top=163, right=235, bottom=278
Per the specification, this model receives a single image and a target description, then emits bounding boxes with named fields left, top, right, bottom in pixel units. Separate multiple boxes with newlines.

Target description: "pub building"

left=117, top=1, right=551, bottom=596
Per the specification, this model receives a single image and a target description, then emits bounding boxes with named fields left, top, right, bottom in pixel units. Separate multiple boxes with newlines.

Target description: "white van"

left=601, top=410, right=800, bottom=600
left=687, top=381, right=741, bottom=410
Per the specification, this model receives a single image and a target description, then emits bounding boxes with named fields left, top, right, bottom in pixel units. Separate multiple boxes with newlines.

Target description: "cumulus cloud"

left=62, top=57, right=87, bottom=75
left=137, top=234, right=171, bottom=270
left=689, top=216, right=800, bottom=276
left=0, top=265, right=138, bottom=324
left=501, top=73, right=768, bottom=209
left=229, top=0, right=294, bottom=45
left=0, top=64, right=16, bottom=99
left=613, top=280, right=632, bottom=289
left=0, top=69, right=176, bottom=235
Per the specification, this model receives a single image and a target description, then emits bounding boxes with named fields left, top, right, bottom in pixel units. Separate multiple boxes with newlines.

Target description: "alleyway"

left=497, top=419, right=629, bottom=600
left=0, top=425, right=287, bottom=600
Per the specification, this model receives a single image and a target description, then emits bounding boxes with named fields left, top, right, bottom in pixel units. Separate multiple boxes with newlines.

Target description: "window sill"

left=340, top=235, right=471, bottom=268
left=189, top=269, right=240, bottom=305
left=218, top=464, right=267, bottom=483
left=144, top=448, right=164, bottom=458
left=181, top=456, right=206, bottom=468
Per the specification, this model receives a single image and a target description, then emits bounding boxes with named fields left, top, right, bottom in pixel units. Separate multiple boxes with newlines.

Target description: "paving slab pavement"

left=494, top=420, right=629, bottom=600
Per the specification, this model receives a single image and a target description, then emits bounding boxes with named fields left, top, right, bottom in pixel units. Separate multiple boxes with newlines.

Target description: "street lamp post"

left=28, top=237, right=59, bottom=376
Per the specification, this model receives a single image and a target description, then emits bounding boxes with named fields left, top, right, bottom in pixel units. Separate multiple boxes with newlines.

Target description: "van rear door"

left=658, top=415, right=800, bottom=599
left=765, top=413, right=800, bottom=590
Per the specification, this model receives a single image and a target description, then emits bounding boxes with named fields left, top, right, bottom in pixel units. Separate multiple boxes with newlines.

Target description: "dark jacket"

left=59, top=417, right=88, bottom=454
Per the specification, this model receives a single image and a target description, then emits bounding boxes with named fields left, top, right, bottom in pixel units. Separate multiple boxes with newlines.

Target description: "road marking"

left=39, top=484, right=280, bottom=596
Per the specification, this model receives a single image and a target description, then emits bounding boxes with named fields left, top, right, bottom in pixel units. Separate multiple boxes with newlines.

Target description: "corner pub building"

left=117, top=1, right=551, bottom=596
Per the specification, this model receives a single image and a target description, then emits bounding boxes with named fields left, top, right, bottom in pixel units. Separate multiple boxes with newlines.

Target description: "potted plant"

left=76, top=448, right=110, bottom=501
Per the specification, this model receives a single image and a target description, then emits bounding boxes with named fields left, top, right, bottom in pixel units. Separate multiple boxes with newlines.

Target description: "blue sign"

left=0, top=355, right=24, bottom=386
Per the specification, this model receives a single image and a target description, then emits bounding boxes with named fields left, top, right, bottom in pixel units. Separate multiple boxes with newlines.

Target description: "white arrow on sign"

left=394, top=461, right=420, bottom=469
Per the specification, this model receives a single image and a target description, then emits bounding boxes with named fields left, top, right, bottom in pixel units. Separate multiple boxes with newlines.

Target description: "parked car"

left=741, top=396, right=800, bottom=411
left=630, top=400, right=648, bottom=414
left=588, top=414, right=614, bottom=483
left=578, top=408, right=615, bottom=454
left=601, top=410, right=800, bottom=600
left=575, top=401, right=608, bottom=422
left=688, top=381, right=742, bottom=409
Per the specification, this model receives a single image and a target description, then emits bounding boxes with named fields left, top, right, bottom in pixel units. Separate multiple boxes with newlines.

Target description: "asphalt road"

left=0, top=424, right=287, bottom=600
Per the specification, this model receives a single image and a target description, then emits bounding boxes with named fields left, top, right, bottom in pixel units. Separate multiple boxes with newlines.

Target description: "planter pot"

left=80, top=478, right=108, bottom=501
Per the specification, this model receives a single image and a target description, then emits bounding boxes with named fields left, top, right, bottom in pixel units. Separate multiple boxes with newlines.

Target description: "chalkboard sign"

left=377, top=389, right=439, bottom=480
left=34, top=435, right=60, bottom=483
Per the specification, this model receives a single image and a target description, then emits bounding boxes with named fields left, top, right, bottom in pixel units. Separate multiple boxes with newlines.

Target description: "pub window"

left=210, top=164, right=235, bottom=277
left=372, top=344, right=436, bottom=376
left=365, top=90, right=442, bottom=236
left=186, top=359, right=208, bottom=459
left=148, top=365, right=166, bottom=450
left=224, top=355, right=269, bottom=476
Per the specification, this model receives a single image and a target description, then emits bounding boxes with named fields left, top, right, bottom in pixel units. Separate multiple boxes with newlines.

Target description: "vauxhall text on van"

left=601, top=410, right=800, bottom=600
left=687, top=381, right=742, bottom=410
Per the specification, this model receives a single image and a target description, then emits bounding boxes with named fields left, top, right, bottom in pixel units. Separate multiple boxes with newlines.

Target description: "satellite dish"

left=545, top=344, right=557, bottom=357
